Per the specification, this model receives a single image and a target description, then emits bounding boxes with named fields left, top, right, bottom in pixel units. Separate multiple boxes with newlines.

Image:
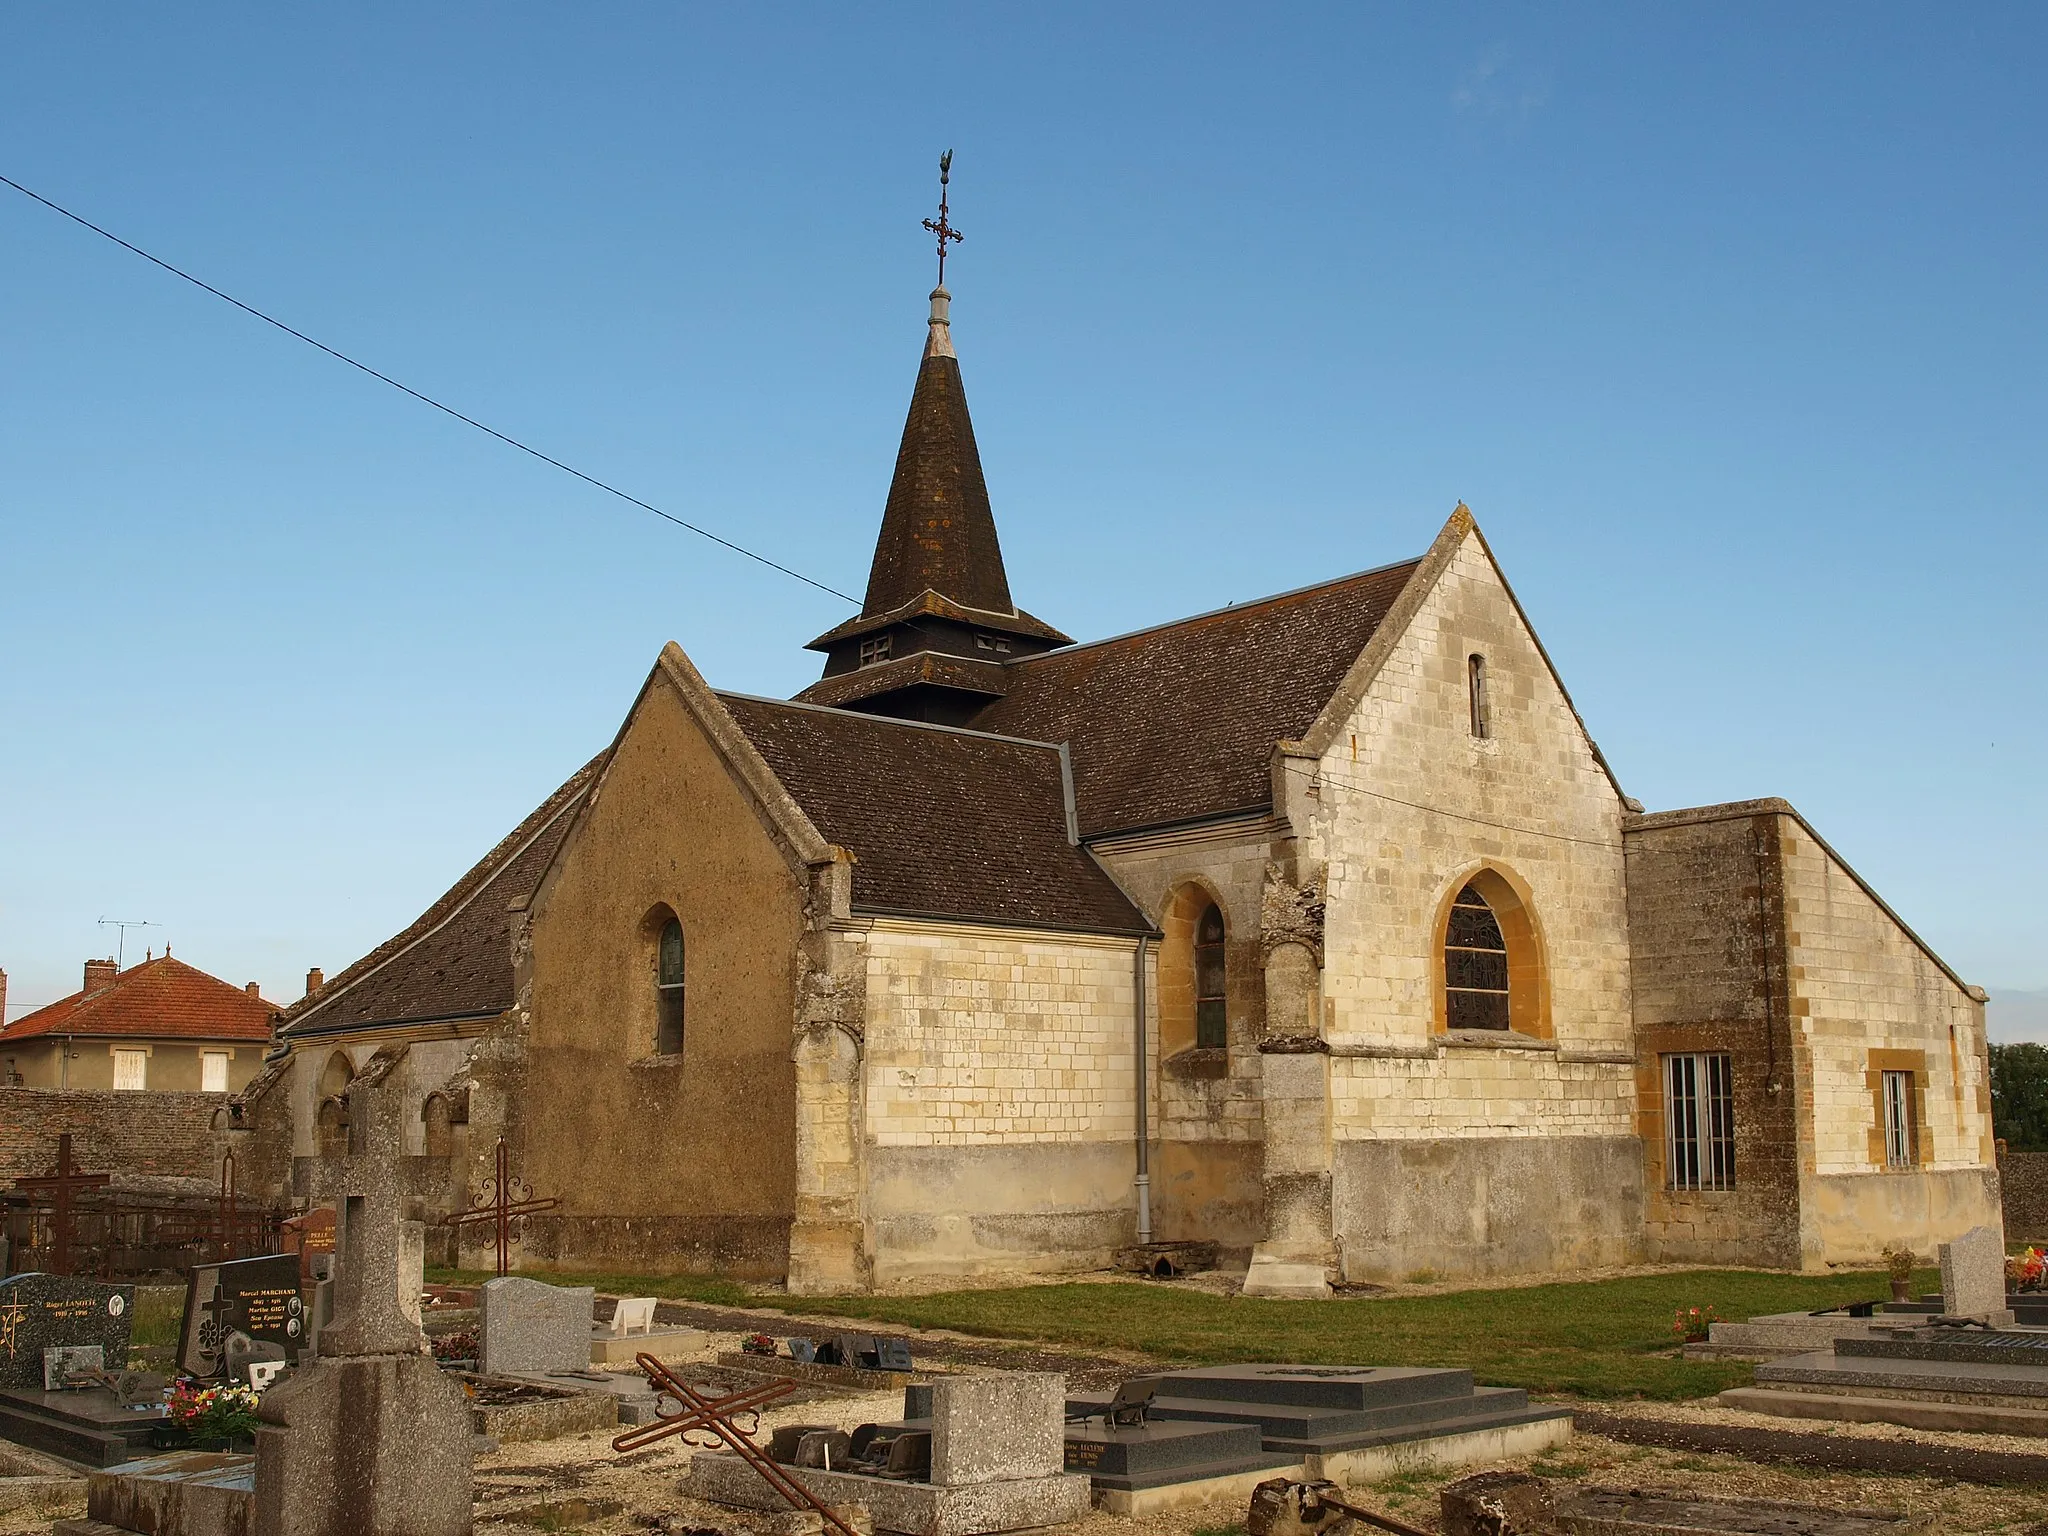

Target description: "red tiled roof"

left=970, top=559, right=1424, bottom=837
left=276, top=756, right=603, bottom=1037
left=0, top=956, right=277, bottom=1044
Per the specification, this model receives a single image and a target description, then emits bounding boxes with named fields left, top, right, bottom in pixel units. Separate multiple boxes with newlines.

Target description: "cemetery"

left=0, top=1050, right=2042, bottom=1533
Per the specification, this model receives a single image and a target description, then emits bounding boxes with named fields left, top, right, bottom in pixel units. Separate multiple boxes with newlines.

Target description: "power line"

left=1310, top=764, right=1626, bottom=851
left=0, top=172, right=861, bottom=606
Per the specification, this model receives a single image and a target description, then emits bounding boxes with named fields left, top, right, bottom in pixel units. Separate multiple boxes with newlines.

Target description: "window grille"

left=858, top=636, right=892, bottom=667
left=1665, top=1052, right=1736, bottom=1190
left=1883, top=1070, right=1916, bottom=1168
left=1194, top=903, right=1228, bottom=1049
left=656, top=917, right=686, bottom=1056
left=1444, top=882, right=1511, bottom=1030
left=1468, top=654, right=1490, bottom=739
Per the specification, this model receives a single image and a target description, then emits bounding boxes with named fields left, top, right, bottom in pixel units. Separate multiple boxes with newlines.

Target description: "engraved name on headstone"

left=177, top=1252, right=306, bottom=1381
left=0, top=1272, right=135, bottom=1393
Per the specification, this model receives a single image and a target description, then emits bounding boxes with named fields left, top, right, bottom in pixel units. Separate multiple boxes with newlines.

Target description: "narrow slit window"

left=1194, top=903, right=1228, bottom=1050
left=1444, top=883, right=1510, bottom=1030
left=1665, top=1052, right=1736, bottom=1190
left=1468, top=654, right=1490, bottom=739
left=655, top=917, right=686, bottom=1056
left=1883, top=1070, right=1915, bottom=1168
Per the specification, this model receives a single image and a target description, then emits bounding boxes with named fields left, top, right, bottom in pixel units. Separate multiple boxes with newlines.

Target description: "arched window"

left=1444, top=882, right=1510, bottom=1030
left=1468, top=654, right=1489, bottom=739
left=422, top=1093, right=455, bottom=1159
left=655, top=916, right=686, bottom=1056
left=1194, top=903, right=1228, bottom=1049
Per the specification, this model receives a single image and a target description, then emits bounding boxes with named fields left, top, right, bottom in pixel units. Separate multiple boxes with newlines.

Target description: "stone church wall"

left=1624, top=808, right=1804, bottom=1267
left=1777, top=814, right=2000, bottom=1264
left=862, top=919, right=1144, bottom=1285
left=521, top=674, right=804, bottom=1279
left=1305, top=528, right=1642, bottom=1280
left=2002, top=1150, right=2048, bottom=1243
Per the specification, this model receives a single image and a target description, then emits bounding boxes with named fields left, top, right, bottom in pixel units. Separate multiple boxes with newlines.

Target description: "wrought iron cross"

left=13, top=1133, right=110, bottom=1276
left=438, top=1138, right=558, bottom=1277
left=922, top=148, right=963, bottom=287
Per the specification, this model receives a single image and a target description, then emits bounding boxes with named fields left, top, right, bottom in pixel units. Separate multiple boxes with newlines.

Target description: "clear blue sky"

left=2, top=7, right=2042, bottom=1038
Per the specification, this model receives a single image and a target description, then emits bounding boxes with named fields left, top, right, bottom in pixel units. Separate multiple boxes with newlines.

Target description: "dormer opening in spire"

left=800, top=160, right=1070, bottom=725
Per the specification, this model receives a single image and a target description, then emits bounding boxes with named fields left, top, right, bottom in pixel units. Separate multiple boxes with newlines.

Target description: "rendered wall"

left=862, top=919, right=1144, bottom=1284
left=3, top=1037, right=263, bottom=1093
left=1302, top=527, right=1642, bottom=1280
left=523, top=676, right=805, bottom=1279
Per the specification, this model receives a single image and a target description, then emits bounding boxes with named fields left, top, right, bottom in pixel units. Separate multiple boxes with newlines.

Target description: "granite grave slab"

left=176, top=1253, right=305, bottom=1382
left=1940, top=1224, right=2014, bottom=1326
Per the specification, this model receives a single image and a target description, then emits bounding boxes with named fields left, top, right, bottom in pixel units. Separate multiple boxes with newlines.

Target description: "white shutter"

left=112, top=1049, right=148, bottom=1091
left=201, top=1052, right=230, bottom=1093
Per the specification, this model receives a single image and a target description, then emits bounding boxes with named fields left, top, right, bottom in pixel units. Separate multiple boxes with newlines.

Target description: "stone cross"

left=304, top=1046, right=424, bottom=1358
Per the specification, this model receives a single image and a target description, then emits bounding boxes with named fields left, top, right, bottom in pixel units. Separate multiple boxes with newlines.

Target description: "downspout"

left=1133, top=936, right=1152, bottom=1245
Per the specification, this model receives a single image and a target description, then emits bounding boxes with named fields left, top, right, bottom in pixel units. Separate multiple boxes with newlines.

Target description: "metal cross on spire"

left=922, top=149, right=964, bottom=287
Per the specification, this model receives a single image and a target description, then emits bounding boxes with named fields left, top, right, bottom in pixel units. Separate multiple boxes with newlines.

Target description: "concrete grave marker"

left=1940, top=1224, right=2014, bottom=1325
left=252, top=1044, right=473, bottom=1536
left=931, top=1373, right=1064, bottom=1487
left=480, top=1276, right=594, bottom=1377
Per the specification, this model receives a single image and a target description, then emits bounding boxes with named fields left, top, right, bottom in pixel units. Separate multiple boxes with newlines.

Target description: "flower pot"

left=1889, top=1279, right=1913, bottom=1302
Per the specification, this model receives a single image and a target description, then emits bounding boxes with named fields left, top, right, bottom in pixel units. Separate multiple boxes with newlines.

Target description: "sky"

left=1, top=6, right=2042, bottom=1041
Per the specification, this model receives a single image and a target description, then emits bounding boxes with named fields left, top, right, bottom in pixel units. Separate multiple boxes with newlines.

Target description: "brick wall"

left=2003, top=1150, right=2048, bottom=1243
left=0, top=1086, right=228, bottom=1183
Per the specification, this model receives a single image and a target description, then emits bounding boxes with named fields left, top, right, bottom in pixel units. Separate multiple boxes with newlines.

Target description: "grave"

left=277, top=1209, right=336, bottom=1286
left=177, top=1253, right=306, bottom=1382
left=1433, top=1470, right=1931, bottom=1536
left=479, top=1275, right=594, bottom=1376
left=1727, top=1326, right=2048, bottom=1436
left=58, top=1450, right=258, bottom=1536
left=588, top=1293, right=709, bottom=1366
left=453, top=1373, right=617, bottom=1443
left=1065, top=1412, right=1299, bottom=1512
left=1939, top=1224, right=2015, bottom=1326
left=0, top=1273, right=164, bottom=1466
left=1686, top=1305, right=1914, bottom=1363
left=0, top=1436, right=84, bottom=1521
left=1067, top=1363, right=1571, bottom=1488
left=687, top=1372, right=1091, bottom=1536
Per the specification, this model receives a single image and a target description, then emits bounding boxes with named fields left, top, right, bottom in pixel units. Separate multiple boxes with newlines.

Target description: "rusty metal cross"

left=13, top=1134, right=110, bottom=1275
left=437, top=1137, right=558, bottom=1277
left=612, top=1354, right=862, bottom=1536
left=921, top=148, right=963, bottom=287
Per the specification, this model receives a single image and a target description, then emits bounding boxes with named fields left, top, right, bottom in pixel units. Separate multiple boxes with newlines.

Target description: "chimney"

left=83, top=958, right=117, bottom=994
left=305, top=967, right=324, bottom=997
left=245, top=982, right=261, bottom=998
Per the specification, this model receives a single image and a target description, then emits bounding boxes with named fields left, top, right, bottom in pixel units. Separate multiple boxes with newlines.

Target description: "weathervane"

left=922, top=149, right=964, bottom=287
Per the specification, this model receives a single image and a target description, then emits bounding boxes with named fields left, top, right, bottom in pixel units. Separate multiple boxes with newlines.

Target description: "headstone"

left=252, top=1044, right=472, bottom=1536
left=1940, top=1225, right=2014, bottom=1325
left=609, top=1297, right=657, bottom=1336
left=177, top=1252, right=307, bottom=1381
left=875, top=1338, right=914, bottom=1372
left=479, top=1276, right=594, bottom=1377
left=0, top=1272, right=134, bottom=1392
left=930, top=1373, right=1064, bottom=1487
left=278, top=1208, right=337, bottom=1287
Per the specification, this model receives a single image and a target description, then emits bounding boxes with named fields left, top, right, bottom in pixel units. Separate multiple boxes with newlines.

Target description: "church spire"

left=797, top=154, right=1070, bottom=724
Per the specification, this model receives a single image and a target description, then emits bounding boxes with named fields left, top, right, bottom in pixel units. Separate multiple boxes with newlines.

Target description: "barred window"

left=1665, top=1052, right=1735, bottom=1191
left=1883, top=1070, right=1915, bottom=1168
left=858, top=635, right=892, bottom=667
left=1194, top=903, right=1228, bottom=1050
left=655, top=917, right=686, bottom=1056
left=1444, top=883, right=1510, bottom=1030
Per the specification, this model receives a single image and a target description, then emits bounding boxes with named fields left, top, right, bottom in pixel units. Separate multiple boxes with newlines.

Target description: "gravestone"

left=931, top=1373, right=1063, bottom=1486
left=479, top=1276, right=593, bottom=1377
left=251, top=1044, right=472, bottom=1536
left=1940, top=1224, right=2014, bottom=1325
left=278, top=1208, right=336, bottom=1287
left=0, top=1273, right=134, bottom=1392
left=177, top=1253, right=306, bottom=1381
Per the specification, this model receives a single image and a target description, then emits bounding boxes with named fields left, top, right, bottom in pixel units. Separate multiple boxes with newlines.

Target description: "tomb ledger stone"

left=0, top=1273, right=134, bottom=1392
left=252, top=1045, right=472, bottom=1536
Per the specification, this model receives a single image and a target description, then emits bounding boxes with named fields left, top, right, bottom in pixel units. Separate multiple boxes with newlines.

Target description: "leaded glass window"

left=656, top=916, right=685, bottom=1056
left=1194, top=903, right=1227, bottom=1050
left=1444, top=883, right=1510, bottom=1030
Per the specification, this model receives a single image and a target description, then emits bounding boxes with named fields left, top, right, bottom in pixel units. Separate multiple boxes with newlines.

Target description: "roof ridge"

left=1006, top=554, right=1427, bottom=664
left=715, top=689, right=1067, bottom=751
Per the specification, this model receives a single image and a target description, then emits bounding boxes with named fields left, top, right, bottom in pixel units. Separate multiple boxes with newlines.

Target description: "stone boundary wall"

left=0, top=1086, right=227, bottom=1183
left=2004, top=1151, right=2048, bottom=1242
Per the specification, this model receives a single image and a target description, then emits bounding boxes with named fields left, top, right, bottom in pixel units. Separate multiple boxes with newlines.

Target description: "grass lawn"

left=426, top=1264, right=1935, bottom=1402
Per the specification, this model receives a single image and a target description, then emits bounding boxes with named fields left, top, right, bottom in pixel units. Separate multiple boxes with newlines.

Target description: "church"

left=234, top=274, right=2002, bottom=1297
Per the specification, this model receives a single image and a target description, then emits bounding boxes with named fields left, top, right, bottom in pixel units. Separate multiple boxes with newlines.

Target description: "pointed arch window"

left=1194, top=902, right=1228, bottom=1050
left=655, top=917, right=686, bottom=1056
left=1444, top=882, right=1510, bottom=1030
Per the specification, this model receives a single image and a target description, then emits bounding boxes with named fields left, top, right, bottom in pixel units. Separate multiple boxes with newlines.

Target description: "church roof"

left=277, top=755, right=603, bottom=1037
left=972, top=558, right=1424, bottom=838
left=1, top=955, right=276, bottom=1044
left=717, top=694, right=1150, bottom=934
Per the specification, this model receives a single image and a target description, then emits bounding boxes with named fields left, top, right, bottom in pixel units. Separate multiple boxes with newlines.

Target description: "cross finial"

left=922, top=149, right=964, bottom=288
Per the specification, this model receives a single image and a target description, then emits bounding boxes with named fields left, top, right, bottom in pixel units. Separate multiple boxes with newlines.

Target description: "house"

left=1, top=954, right=277, bottom=1094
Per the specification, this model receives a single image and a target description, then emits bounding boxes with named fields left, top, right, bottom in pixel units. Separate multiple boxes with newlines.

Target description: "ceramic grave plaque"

left=0, top=1272, right=134, bottom=1392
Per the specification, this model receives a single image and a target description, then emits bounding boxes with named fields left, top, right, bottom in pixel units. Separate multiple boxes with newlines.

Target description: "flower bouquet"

left=2008, top=1247, right=2045, bottom=1294
left=163, top=1381, right=264, bottom=1451
left=1671, top=1305, right=1720, bottom=1343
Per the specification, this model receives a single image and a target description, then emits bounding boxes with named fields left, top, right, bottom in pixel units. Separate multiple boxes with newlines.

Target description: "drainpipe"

left=1133, top=936, right=1152, bottom=1245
